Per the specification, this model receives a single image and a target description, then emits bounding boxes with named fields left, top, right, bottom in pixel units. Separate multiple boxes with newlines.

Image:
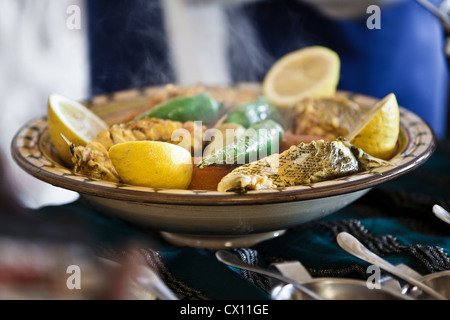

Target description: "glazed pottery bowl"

left=11, top=84, right=436, bottom=248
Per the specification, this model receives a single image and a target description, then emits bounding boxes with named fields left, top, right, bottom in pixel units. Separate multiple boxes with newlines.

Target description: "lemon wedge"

left=47, top=94, right=108, bottom=165
left=262, top=46, right=340, bottom=108
left=349, top=93, right=400, bottom=160
left=109, top=141, right=193, bottom=189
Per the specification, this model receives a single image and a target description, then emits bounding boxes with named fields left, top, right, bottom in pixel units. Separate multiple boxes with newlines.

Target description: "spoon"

left=215, top=250, right=325, bottom=300
left=133, top=265, right=179, bottom=300
left=433, top=204, right=450, bottom=225
left=336, top=232, right=447, bottom=300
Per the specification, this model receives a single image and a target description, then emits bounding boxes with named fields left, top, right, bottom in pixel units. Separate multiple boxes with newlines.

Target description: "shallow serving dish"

left=11, top=83, right=436, bottom=248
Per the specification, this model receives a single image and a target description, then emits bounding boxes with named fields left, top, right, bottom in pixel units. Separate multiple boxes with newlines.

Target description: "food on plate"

left=136, top=92, right=223, bottom=125
left=188, top=163, right=236, bottom=191
left=143, top=83, right=259, bottom=115
left=262, top=46, right=340, bottom=108
left=109, top=141, right=193, bottom=189
left=203, top=123, right=246, bottom=157
left=292, top=96, right=362, bottom=140
left=217, top=138, right=391, bottom=192
left=54, top=88, right=397, bottom=191
left=46, top=46, right=401, bottom=192
left=280, top=132, right=326, bottom=152
left=71, top=117, right=204, bottom=182
left=197, top=119, right=284, bottom=169
left=349, top=93, right=400, bottom=160
left=47, top=93, right=108, bottom=165
left=223, top=96, right=281, bottom=128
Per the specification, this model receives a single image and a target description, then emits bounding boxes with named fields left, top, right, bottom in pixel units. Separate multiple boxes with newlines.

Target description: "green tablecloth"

left=35, top=140, right=450, bottom=300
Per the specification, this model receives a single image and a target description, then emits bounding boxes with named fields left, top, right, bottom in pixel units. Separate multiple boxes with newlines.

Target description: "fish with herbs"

left=217, top=138, right=391, bottom=192
left=71, top=117, right=204, bottom=182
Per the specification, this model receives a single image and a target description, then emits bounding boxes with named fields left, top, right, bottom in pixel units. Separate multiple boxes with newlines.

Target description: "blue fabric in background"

left=325, top=1, right=449, bottom=140
left=87, top=0, right=449, bottom=138
left=230, top=0, right=449, bottom=139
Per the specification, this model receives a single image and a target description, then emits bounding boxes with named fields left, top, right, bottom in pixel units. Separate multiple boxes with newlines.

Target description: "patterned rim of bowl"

left=11, top=85, right=436, bottom=205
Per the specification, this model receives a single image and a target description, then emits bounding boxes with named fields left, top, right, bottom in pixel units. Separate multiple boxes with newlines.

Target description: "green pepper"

left=197, top=119, right=284, bottom=168
left=136, top=92, right=222, bottom=125
left=224, top=96, right=280, bottom=128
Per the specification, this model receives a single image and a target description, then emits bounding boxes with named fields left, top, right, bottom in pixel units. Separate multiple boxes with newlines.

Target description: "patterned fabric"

left=231, top=248, right=272, bottom=293
left=321, top=219, right=450, bottom=274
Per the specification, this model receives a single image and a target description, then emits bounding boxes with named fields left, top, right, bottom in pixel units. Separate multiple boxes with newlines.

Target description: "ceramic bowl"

left=11, top=84, right=436, bottom=248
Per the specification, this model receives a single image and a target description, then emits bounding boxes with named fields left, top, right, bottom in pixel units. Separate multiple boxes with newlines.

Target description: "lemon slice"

left=48, top=94, right=108, bottom=165
left=348, top=93, right=400, bottom=160
left=262, top=46, right=340, bottom=108
left=109, top=141, right=193, bottom=189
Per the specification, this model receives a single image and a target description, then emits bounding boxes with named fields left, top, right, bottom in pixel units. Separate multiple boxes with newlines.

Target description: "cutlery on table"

left=133, top=265, right=179, bottom=300
left=98, top=257, right=178, bottom=300
left=215, top=250, right=325, bottom=300
left=433, top=204, right=450, bottom=225
left=336, top=232, right=447, bottom=300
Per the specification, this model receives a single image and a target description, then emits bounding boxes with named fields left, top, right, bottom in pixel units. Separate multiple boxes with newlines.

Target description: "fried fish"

left=71, top=117, right=204, bottom=182
left=217, top=138, right=391, bottom=192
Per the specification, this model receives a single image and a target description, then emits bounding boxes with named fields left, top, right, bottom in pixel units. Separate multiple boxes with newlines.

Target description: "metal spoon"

left=433, top=204, right=450, bottom=225
left=133, top=265, right=179, bottom=300
left=336, top=232, right=447, bottom=300
left=215, top=250, right=325, bottom=300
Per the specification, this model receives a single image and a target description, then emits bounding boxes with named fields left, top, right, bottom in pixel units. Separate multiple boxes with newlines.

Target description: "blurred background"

left=1, top=0, right=87, bottom=208
left=0, top=0, right=449, bottom=300
left=1, top=0, right=450, bottom=209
